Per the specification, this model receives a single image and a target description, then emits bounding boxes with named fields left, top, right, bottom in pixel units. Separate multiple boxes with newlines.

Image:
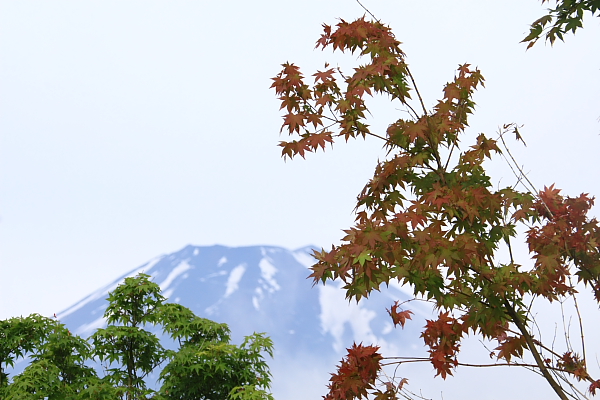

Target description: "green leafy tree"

left=0, top=315, right=96, bottom=400
left=158, top=303, right=274, bottom=400
left=1, top=273, right=274, bottom=400
left=91, top=274, right=168, bottom=400
left=273, top=15, right=600, bottom=400
left=1, top=315, right=41, bottom=390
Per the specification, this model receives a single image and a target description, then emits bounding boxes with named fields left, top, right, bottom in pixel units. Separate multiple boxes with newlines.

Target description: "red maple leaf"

left=589, top=380, right=600, bottom=395
left=313, top=68, right=336, bottom=83
left=387, top=301, right=413, bottom=328
left=282, top=113, right=305, bottom=134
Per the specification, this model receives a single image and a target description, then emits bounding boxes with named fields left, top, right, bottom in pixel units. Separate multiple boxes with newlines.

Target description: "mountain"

left=28, top=244, right=563, bottom=400
left=56, top=244, right=424, bottom=399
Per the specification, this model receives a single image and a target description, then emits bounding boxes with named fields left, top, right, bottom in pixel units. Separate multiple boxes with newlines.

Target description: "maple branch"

left=383, top=357, right=430, bottom=362
left=517, top=327, right=593, bottom=385
left=497, top=125, right=555, bottom=218
left=332, top=130, right=393, bottom=147
left=382, top=357, right=578, bottom=374
left=405, top=102, right=421, bottom=120
left=506, top=233, right=515, bottom=263
left=301, top=100, right=339, bottom=125
left=364, top=131, right=394, bottom=145
left=503, top=299, right=570, bottom=400
left=550, top=365, right=593, bottom=400
left=443, top=143, right=457, bottom=171
left=497, top=128, right=535, bottom=191
left=557, top=379, right=592, bottom=400
left=356, top=0, right=380, bottom=22
left=397, top=389, right=434, bottom=400
left=456, top=361, right=562, bottom=371
left=446, top=285, right=493, bottom=309
left=568, top=277, right=587, bottom=368
left=406, top=66, right=427, bottom=116
left=559, top=297, right=575, bottom=355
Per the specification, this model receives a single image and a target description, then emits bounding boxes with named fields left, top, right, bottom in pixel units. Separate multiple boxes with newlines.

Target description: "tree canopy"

left=0, top=274, right=274, bottom=400
left=272, top=8, right=600, bottom=399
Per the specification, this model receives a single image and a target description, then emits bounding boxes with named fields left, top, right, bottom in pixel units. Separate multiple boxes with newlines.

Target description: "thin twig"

left=559, top=297, right=574, bottom=353
left=406, top=102, right=421, bottom=120
left=443, top=143, right=457, bottom=171
left=568, top=276, right=587, bottom=368
left=505, top=234, right=515, bottom=264
left=406, top=66, right=428, bottom=116
left=498, top=125, right=555, bottom=218
left=497, top=127, right=536, bottom=193
left=356, top=0, right=380, bottom=22
left=504, top=299, right=569, bottom=400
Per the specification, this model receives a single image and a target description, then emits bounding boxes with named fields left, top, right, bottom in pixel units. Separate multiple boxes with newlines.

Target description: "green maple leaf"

left=356, top=249, right=372, bottom=266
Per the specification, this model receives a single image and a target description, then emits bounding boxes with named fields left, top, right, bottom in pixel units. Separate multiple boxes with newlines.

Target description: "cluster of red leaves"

left=421, top=313, right=465, bottom=378
left=528, top=185, right=600, bottom=301
left=274, top=16, right=600, bottom=396
left=493, top=333, right=527, bottom=363
left=271, top=18, right=411, bottom=160
left=590, top=380, right=600, bottom=395
left=556, top=351, right=589, bottom=381
left=324, top=343, right=383, bottom=400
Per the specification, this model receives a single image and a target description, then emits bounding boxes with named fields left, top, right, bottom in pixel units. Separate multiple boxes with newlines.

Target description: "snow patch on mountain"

left=52, top=244, right=425, bottom=400
left=225, top=264, right=246, bottom=297
left=75, top=316, right=106, bottom=336
left=319, top=282, right=380, bottom=352
left=259, top=257, right=280, bottom=292
left=253, top=287, right=263, bottom=310
left=159, top=261, right=191, bottom=293
left=199, top=270, right=227, bottom=282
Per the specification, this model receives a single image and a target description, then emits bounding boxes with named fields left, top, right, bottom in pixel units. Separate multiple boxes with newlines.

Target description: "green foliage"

left=523, top=0, right=599, bottom=47
left=91, top=274, right=167, bottom=399
left=159, top=333, right=274, bottom=400
left=274, top=14, right=600, bottom=400
left=1, top=315, right=44, bottom=388
left=0, top=273, right=274, bottom=400
left=0, top=315, right=95, bottom=400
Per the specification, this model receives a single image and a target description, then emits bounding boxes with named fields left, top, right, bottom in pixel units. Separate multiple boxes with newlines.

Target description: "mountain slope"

left=57, top=244, right=422, bottom=398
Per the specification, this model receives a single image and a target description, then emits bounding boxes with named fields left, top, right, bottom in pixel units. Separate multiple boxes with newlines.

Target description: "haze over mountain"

left=44, top=244, right=566, bottom=399
left=56, top=244, right=422, bottom=399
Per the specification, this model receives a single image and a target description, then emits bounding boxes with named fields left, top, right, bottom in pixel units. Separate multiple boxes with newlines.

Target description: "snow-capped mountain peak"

left=56, top=244, right=421, bottom=398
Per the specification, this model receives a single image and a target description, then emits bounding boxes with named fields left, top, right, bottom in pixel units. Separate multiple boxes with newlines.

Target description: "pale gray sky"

left=1, top=0, right=599, bottom=333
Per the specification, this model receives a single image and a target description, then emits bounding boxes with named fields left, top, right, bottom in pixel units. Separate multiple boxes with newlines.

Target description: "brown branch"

left=333, top=130, right=394, bottom=147
left=497, top=125, right=555, bottom=218
left=406, top=66, right=428, bottom=116
left=382, top=358, right=581, bottom=375
left=405, top=102, right=421, bottom=120
left=568, top=276, right=587, bottom=369
left=503, top=299, right=570, bottom=400
left=356, top=0, right=380, bottom=22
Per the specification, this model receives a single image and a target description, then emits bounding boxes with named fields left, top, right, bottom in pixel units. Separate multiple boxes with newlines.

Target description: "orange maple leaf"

left=282, top=113, right=305, bottom=134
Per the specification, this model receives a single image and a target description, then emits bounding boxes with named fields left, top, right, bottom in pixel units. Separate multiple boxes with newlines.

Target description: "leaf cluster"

left=273, top=17, right=600, bottom=399
left=523, top=0, right=600, bottom=47
left=325, top=343, right=383, bottom=400
left=0, top=273, right=274, bottom=400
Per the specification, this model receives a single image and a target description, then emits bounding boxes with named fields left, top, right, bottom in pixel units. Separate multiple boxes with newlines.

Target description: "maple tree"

left=272, top=14, right=600, bottom=400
